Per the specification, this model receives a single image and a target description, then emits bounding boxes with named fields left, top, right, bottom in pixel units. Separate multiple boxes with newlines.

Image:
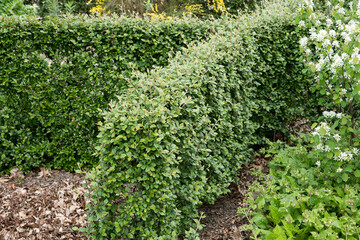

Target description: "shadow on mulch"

left=199, top=157, right=270, bottom=240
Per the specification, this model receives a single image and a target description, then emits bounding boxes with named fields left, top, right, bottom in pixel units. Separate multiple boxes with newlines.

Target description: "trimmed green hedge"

left=251, top=23, right=317, bottom=142
left=86, top=1, right=318, bottom=239
left=0, top=15, right=219, bottom=173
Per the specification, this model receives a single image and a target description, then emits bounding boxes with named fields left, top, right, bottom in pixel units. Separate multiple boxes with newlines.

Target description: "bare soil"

left=0, top=158, right=269, bottom=240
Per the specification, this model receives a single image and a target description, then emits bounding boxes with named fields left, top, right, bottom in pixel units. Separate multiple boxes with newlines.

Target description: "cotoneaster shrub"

left=85, top=1, right=317, bottom=239
left=0, top=15, right=219, bottom=173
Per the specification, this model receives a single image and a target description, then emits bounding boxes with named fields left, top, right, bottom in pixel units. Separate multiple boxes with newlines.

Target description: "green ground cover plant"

left=85, top=1, right=319, bottom=238
left=241, top=0, right=360, bottom=239
left=0, top=15, right=218, bottom=173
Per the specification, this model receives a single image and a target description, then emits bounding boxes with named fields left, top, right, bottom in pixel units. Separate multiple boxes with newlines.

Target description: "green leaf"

left=266, top=233, right=279, bottom=240
left=342, top=173, right=349, bottom=182
left=326, top=152, right=333, bottom=159
left=355, top=170, right=360, bottom=178
left=341, top=118, right=347, bottom=125
left=282, top=220, right=294, bottom=238
left=335, top=187, right=344, bottom=197
left=340, top=101, right=347, bottom=108
left=273, top=225, right=287, bottom=240
left=269, top=205, right=282, bottom=224
left=252, top=213, right=269, bottom=229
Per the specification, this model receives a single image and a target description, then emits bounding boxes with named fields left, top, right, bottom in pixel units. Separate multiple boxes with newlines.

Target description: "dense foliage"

left=241, top=139, right=360, bottom=239
left=0, top=15, right=217, bottom=173
left=85, top=1, right=318, bottom=238
left=242, top=0, right=360, bottom=238
left=0, top=0, right=37, bottom=15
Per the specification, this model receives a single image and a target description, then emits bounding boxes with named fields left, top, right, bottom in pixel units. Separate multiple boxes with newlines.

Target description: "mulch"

left=0, top=168, right=88, bottom=240
left=199, top=157, right=269, bottom=240
left=0, top=157, right=269, bottom=240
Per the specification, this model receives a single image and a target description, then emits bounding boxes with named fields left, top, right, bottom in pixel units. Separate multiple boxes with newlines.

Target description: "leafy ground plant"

left=240, top=137, right=360, bottom=239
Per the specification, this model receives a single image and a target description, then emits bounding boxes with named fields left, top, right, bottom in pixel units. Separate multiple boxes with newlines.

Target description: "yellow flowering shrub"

left=185, top=0, right=228, bottom=17
left=145, top=3, right=173, bottom=20
left=88, top=0, right=104, bottom=15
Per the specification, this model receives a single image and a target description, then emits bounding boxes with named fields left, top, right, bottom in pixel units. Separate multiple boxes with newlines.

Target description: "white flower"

left=323, top=110, right=336, bottom=118
left=312, top=131, right=319, bottom=136
left=354, top=47, right=360, bottom=55
left=353, top=148, right=359, bottom=155
left=324, top=145, right=331, bottom=152
left=345, top=20, right=357, bottom=34
left=310, top=32, right=317, bottom=41
left=344, top=72, right=351, bottom=79
left=326, top=19, right=333, bottom=27
left=314, top=122, right=331, bottom=136
left=336, top=167, right=343, bottom=173
left=337, top=7, right=345, bottom=15
left=309, top=27, right=316, bottom=35
left=315, top=62, right=322, bottom=71
left=336, top=113, right=343, bottom=118
left=305, top=49, right=312, bottom=55
left=333, top=134, right=341, bottom=142
left=304, top=0, right=314, bottom=9
left=299, top=20, right=306, bottom=27
left=316, top=161, right=321, bottom=166
left=331, top=54, right=344, bottom=72
left=315, top=143, right=324, bottom=150
left=300, top=37, right=308, bottom=48
left=323, top=39, right=331, bottom=47
left=345, top=35, right=352, bottom=43
left=332, top=40, right=340, bottom=48
left=341, top=53, right=349, bottom=60
left=338, top=152, right=348, bottom=161
left=317, top=30, right=328, bottom=42
left=329, top=30, right=336, bottom=37
left=337, top=20, right=344, bottom=30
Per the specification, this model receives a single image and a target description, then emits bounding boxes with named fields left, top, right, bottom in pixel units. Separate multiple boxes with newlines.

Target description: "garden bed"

left=0, top=157, right=269, bottom=240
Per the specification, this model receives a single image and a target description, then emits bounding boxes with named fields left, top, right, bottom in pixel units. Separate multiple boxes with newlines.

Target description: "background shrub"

left=250, top=22, right=318, bottom=142
left=86, top=1, right=319, bottom=238
left=0, top=15, right=218, bottom=173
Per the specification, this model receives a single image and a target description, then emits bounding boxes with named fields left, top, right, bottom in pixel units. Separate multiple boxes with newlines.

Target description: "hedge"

left=86, top=1, right=319, bottom=239
left=0, top=15, right=219, bottom=173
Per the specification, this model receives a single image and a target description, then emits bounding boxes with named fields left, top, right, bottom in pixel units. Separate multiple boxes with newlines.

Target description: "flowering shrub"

left=296, top=0, right=360, bottom=186
left=297, top=0, right=360, bottom=144
left=241, top=0, right=360, bottom=238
